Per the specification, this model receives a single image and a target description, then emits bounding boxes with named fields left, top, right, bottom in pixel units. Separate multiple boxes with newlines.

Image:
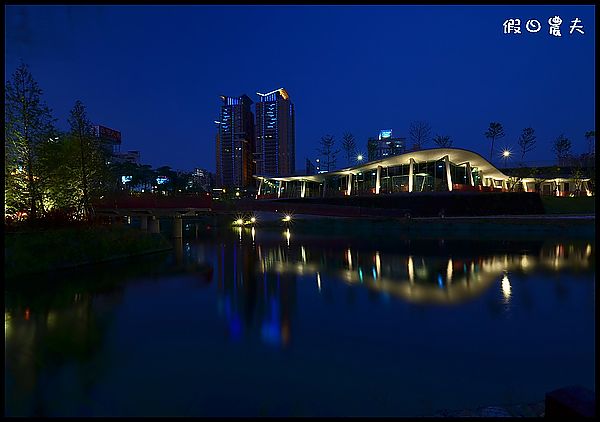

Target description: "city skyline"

left=5, top=5, right=595, bottom=172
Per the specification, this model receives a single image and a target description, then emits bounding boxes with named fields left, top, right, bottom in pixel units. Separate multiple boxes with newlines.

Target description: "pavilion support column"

left=322, top=179, right=327, bottom=198
left=301, top=181, right=306, bottom=198
left=140, top=216, right=148, bottom=231
left=173, top=215, right=182, bottom=239
left=148, top=216, right=160, bottom=234
left=347, top=173, right=353, bottom=196
left=465, top=162, right=474, bottom=186
left=277, top=181, right=282, bottom=198
left=376, top=165, right=382, bottom=194
left=444, top=155, right=453, bottom=191
left=408, top=158, right=415, bottom=193
left=502, top=180, right=508, bottom=191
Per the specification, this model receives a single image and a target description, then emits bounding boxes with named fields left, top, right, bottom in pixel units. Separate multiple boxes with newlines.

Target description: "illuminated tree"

left=484, top=122, right=505, bottom=162
left=4, top=62, right=56, bottom=221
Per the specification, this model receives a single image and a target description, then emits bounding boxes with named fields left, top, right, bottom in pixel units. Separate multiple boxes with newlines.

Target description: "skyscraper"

left=215, top=94, right=255, bottom=188
left=367, top=129, right=406, bottom=162
left=255, top=88, right=295, bottom=176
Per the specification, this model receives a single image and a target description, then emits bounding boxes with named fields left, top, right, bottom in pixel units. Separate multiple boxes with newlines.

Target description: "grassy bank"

left=4, top=225, right=172, bottom=279
left=541, top=196, right=595, bottom=214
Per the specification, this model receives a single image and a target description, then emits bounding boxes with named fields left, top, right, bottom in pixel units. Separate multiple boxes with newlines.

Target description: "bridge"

left=93, top=193, right=212, bottom=238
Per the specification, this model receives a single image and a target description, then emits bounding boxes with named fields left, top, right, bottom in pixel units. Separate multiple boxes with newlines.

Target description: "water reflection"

left=224, top=227, right=593, bottom=307
left=4, top=224, right=595, bottom=416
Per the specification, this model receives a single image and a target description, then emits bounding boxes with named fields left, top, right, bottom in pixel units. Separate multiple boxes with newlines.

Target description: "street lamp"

left=501, top=149, right=511, bottom=168
left=357, top=154, right=363, bottom=162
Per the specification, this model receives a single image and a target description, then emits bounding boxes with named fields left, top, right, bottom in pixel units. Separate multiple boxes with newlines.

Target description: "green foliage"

left=5, top=62, right=57, bottom=221
left=541, top=196, right=595, bottom=214
left=4, top=226, right=171, bottom=278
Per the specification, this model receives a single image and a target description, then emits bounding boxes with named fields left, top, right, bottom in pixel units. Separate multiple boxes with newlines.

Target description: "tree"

left=5, top=62, right=56, bottom=222
left=484, top=122, right=505, bottom=162
left=585, top=130, right=595, bottom=155
left=341, top=132, right=357, bottom=166
left=317, top=135, right=339, bottom=172
left=409, top=121, right=431, bottom=150
left=517, top=127, right=536, bottom=162
left=67, top=100, right=112, bottom=220
left=552, top=134, right=572, bottom=165
left=432, top=134, right=452, bottom=148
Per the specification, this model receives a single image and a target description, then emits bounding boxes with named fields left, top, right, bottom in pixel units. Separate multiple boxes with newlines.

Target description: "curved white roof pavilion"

left=254, top=147, right=509, bottom=184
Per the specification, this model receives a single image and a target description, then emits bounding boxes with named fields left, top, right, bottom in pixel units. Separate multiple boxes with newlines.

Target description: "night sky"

left=5, top=5, right=595, bottom=173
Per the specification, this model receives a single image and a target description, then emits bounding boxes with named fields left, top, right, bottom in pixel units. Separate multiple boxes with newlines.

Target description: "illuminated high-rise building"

left=255, top=88, right=295, bottom=176
left=367, top=129, right=406, bottom=162
left=215, top=94, right=255, bottom=188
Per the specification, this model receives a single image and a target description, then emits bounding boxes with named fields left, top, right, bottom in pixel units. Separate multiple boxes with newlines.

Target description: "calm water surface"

left=4, top=223, right=595, bottom=416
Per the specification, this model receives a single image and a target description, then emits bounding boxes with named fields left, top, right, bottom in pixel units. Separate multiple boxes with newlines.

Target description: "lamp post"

left=501, top=149, right=511, bottom=168
left=357, top=154, right=363, bottom=163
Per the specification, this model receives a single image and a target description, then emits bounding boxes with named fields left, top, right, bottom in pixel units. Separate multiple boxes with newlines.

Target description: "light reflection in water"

left=347, top=249, right=353, bottom=271
left=501, top=272, right=512, bottom=303
left=316, top=272, right=321, bottom=292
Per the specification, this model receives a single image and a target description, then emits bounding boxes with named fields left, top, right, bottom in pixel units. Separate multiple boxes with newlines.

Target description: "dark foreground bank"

left=4, top=225, right=172, bottom=279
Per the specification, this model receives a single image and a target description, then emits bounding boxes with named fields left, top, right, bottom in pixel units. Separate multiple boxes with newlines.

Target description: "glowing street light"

left=357, top=154, right=363, bottom=162
left=500, top=148, right=512, bottom=168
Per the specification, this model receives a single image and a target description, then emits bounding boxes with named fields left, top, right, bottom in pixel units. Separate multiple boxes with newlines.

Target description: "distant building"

left=367, top=129, right=406, bottom=162
left=255, top=88, right=295, bottom=177
left=114, top=150, right=140, bottom=165
left=215, top=94, right=255, bottom=188
left=191, top=168, right=214, bottom=192
left=305, top=158, right=316, bottom=175
left=93, top=125, right=122, bottom=155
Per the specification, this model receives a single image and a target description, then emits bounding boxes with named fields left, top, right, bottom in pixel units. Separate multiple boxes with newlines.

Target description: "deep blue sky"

left=5, top=5, right=595, bottom=172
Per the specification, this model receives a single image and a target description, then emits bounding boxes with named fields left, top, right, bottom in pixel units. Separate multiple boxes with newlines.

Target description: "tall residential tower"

left=255, top=88, right=295, bottom=176
left=215, top=94, right=255, bottom=188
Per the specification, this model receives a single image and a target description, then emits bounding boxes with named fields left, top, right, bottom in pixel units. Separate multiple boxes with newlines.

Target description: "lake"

left=4, top=221, right=595, bottom=416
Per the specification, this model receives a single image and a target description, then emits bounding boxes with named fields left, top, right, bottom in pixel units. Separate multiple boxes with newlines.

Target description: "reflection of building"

left=255, top=147, right=593, bottom=198
left=215, top=229, right=296, bottom=347
left=256, top=235, right=593, bottom=305
left=367, top=129, right=406, bottom=162
left=216, top=95, right=255, bottom=189
left=255, top=88, right=295, bottom=177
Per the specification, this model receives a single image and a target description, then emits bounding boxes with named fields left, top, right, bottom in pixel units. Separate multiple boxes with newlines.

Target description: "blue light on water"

left=438, top=274, right=444, bottom=287
left=358, top=268, right=363, bottom=283
left=372, top=267, right=377, bottom=280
